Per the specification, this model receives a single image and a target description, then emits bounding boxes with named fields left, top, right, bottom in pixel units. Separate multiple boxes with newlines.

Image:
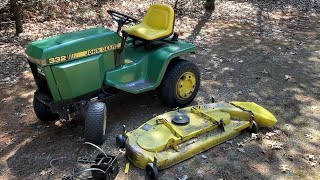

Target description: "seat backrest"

left=142, top=4, right=174, bottom=31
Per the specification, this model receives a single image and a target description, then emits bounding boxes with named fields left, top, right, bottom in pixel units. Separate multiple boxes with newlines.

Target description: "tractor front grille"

left=28, top=61, right=53, bottom=99
left=34, top=73, right=53, bottom=99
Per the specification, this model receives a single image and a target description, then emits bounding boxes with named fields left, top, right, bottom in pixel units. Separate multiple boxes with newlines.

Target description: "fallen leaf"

left=284, top=124, right=293, bottom=131
left=178, top=175, right=188, bottom=180
left=1, top=77, right=10, bottom=82
left=270, top=141, right=284, bottom=150
left=279, top=164, right=289, bottom=172
left=305, top=134, right=313, bottom=139
left=284, top=75, right=293, bottom=80
left=118, top=149, right=125, bottom=154
left=237, top=148, right=245, bottom=153
left=307, top=154, right=315, bottom=161
left=15, top=112, right=27, bottom=118
left=265, top=132, right=276, bottom=138
left=226, top=140, right=233, bottom=145
left=40, top=170, right=48, bottom=176
left=310, top=161, right=317, bottom=167
left=260, top=69, right=269, bottom=75
left=55, top=120, right=64, bottom=127
left=201, top=155, right=208, bottom=159
left=265, top=130, right=282, bottom=139
left=251, top=133, right=259, bottom=140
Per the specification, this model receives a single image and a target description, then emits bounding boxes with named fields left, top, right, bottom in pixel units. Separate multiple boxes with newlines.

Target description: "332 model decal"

left=47, top=43, right=121, bottom=64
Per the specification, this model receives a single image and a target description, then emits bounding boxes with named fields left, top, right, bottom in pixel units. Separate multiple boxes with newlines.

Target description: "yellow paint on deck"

left=137, top=111, right=232, bottom=153
left=137, top=124, right=175, bottom=152
left=125, top=102, right=277, bottom=170
left=230, top=101, right=277, bottom=126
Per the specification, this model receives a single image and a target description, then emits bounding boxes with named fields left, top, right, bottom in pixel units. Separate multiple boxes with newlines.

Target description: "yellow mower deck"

left=124, top=102, right=277, bottom=170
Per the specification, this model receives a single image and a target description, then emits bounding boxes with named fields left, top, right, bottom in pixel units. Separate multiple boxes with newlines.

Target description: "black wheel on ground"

left=157, top=59, right=200, bottom=108
left=116, top=134, right=127, bottom=148
left=33, top=97, right=59, bottom=121
left=248, top=121, right=259, bottom=133
left=146, top=163, right=158, bottom=180
left=85, top=102, right=107, bottom=145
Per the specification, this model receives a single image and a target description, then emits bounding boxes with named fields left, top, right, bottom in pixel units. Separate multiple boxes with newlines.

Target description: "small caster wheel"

left=146, top=163, right=158, bottom=180
left=248, top=121, right=259, bottom=133
left=116, top=134, right=127, bottom=148
left=85, top=102, right=107, bottom=145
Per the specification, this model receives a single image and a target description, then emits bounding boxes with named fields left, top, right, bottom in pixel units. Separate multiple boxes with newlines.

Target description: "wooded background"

left=1, top=0, right=216, bottom=35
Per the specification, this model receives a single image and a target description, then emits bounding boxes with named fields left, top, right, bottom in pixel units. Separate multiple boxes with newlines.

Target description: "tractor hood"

left=26, top=27, right=121, bottom=66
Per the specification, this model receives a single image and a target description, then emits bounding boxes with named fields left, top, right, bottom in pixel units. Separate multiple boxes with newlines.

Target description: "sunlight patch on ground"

left=0, top=138, right=33, bottom=161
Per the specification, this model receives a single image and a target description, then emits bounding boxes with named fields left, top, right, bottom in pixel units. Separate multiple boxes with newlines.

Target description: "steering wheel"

left=107, top=10, right=139, bottom=25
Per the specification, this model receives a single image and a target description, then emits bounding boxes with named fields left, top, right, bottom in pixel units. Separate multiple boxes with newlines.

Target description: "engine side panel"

left=51, top=52, right=113, bottom=100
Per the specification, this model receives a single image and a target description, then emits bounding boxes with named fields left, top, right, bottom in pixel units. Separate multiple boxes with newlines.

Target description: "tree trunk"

left=204, top=0, right=215, bottom=11
left=174, top=0, right=179, bottom=10
left=10, top=0, right=23, bottom=35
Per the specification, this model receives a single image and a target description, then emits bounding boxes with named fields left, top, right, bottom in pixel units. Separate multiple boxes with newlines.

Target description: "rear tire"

left=157, top=59, right=200, bottom=108
left=33, top=97, right=59, bottom=121
left=85, top=102, right=107, bottom=145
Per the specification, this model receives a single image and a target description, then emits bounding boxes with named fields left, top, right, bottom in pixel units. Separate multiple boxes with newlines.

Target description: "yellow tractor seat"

left=124, top=4, right=175, bottom=41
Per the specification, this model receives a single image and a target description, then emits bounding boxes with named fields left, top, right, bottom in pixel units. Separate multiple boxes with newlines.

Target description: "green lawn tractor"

left=25, top=4, right=200, bottom=144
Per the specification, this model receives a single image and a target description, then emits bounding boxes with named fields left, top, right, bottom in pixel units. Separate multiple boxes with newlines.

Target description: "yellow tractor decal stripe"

left=46, top=43, right=121, bottom=65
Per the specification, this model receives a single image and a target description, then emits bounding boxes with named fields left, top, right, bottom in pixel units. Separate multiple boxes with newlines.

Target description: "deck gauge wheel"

left=146, top=163, right=158, bottom=180
left=116, top=134, right=127, bottom=148
left=248, top=121, right=259, bottom=133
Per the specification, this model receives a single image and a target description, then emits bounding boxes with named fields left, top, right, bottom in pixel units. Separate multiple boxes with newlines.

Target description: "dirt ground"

left=0, top=0, right=320, bottom=179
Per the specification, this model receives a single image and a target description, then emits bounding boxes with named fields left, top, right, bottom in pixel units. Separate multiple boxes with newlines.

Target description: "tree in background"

left=205, top=0, right=215, bottom=10
left=10, top=0, right=23, bottom=35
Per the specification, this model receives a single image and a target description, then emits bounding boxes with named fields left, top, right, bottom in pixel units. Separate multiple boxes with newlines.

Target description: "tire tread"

left=85, top=102, right=107, bottom=145
left=158, top=59, right=200, bottom=107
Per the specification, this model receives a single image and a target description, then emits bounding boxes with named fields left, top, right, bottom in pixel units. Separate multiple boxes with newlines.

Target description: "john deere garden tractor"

left=26, top=4, right=200, bottom=144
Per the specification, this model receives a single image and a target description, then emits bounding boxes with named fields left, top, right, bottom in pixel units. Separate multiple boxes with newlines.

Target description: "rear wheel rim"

left=176, top=72, right=196, bottom=100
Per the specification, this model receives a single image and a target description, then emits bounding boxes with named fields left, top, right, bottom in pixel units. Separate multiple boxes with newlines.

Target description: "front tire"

left=157, top=59, right=200, bottom=108
left=33, top=97, right=59, bottom=121
left=85, top=102, right=107, bottom=145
